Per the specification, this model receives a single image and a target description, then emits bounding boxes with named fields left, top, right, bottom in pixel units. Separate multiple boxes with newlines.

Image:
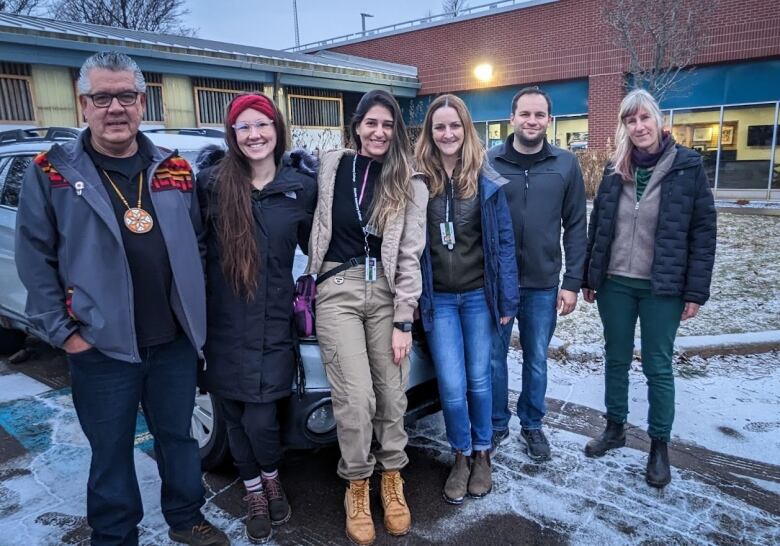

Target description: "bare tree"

left=0, top=0, right=43, bottom=15
left=604, top=0, right=714, bottom=102
left=442, top=0, right=468, bottom=17
left=51, top=0, right=197, bottom=36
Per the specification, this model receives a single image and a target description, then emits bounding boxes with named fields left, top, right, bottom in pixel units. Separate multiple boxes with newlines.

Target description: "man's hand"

left=392, top=329, right=413, bottom=365
left=557, top=289, right=578, bottom=316
left=63, top=332, right=92, bottom=354
left=582, top=288, right=596, bottom=304
left=681, top=302, right=700, bottom=321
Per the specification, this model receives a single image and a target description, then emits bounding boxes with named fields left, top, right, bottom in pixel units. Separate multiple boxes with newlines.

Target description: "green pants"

left=596, top=276, right=684, bottom=442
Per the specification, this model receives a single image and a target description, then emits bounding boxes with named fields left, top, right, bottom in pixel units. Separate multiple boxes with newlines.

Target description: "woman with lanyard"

left=306, top=89, right=427, bottom=546
left=196, top=93, right=317, bottom=543
left=415, top=94, right=518, bottom=504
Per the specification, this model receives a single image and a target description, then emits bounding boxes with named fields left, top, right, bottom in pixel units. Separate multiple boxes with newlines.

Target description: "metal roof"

left=0, top=13, right=419, bottom=91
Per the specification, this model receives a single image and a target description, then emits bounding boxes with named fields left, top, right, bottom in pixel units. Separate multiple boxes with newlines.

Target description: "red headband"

left=227, top=94, right=276, bottom=127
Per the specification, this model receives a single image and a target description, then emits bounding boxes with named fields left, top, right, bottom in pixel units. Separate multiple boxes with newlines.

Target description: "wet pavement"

left=1, top=340, right=778, bottom=545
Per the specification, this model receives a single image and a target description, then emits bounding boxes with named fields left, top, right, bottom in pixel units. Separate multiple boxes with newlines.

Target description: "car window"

left=0, top=155, right=33, bottom=208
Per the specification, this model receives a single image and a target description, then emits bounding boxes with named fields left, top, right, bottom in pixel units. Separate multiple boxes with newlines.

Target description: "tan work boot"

left=380, top=470, right=411, bottom=536
left=344, top=479, right=375, bottom=546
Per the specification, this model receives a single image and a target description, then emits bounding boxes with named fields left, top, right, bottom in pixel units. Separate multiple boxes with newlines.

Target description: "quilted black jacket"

left=584, top=145, right=717, bottom=305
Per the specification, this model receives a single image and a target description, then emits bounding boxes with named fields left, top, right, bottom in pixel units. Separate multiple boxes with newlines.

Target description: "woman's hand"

left=582, top=288, right=596, bottom=304
left=392, top=329, right=413, bottom=365
left=63, top=332, right=93, bottom=354
left=681, top=302, right=700, bottom=321
left=500, top=316, right=512, bottom=325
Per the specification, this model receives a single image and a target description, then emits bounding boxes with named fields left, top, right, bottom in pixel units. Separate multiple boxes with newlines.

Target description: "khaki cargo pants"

left=316, top=261, right=410, bottom=480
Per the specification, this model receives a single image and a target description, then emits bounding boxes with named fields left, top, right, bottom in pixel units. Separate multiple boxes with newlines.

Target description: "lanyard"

left=445, top=175, right=454, bottom=223
left=351, top=154, right=373, bottom=259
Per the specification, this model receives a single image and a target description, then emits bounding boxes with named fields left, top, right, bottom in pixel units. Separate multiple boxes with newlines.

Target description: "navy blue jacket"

left=584, top=145, right=717, bottom=305
left=420, top=163, right=519, bottom=338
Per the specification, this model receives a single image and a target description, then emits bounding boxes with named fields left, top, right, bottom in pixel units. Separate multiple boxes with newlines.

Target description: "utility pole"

left=360, top=12, right=374, bottom=34
left=293, top=0, right=300, bottom=47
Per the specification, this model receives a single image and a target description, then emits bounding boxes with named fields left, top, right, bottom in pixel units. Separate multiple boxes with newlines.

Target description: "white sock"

left=244, top=476, right=263, bottom=492
left=261, top=470, right=279, bottom=480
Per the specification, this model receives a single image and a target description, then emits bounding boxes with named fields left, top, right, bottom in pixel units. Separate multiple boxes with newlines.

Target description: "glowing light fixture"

left=474, top=63, right=494, bottom=82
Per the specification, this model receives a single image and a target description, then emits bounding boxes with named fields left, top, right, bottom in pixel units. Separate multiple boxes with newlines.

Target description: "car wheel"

left=0, top=326, right=26, bottom=355
left=191, top=391, right=230, bottom=471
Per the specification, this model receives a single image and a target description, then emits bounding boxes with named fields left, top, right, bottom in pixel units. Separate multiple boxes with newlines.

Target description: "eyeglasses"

left=233, top=121, right=275, bottom=135
left=83, top=91, right=140, bottom=108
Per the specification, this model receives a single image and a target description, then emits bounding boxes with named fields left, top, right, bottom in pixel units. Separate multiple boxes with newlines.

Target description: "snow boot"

left=646, top=438, right=672, bottom=488
left=584, top=420, right=626, bottom=458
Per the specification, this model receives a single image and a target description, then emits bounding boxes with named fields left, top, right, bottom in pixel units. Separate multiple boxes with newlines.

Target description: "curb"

left=509, top=330, right=780, bottom=361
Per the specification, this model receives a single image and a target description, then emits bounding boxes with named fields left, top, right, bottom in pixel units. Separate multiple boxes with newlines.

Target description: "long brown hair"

left=415, top=94, right=483, bottom=199
left=216, top=92, right=289, bottom=298
left=350, top=90, right=413, bottom=233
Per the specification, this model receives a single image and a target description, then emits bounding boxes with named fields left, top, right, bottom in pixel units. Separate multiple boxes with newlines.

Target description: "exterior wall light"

left=474, top=63, right=494, bottom=82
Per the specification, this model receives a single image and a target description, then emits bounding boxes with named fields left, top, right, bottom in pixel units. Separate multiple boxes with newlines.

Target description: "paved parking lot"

left=1, top=342, right=778, bottom=545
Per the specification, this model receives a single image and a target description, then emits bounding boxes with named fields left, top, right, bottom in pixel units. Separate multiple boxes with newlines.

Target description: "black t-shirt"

left=84, top=133, right=180, bottom=348
left=324, top=154, right=383, bottom=263
left=503, top=139, right=549, bottom=171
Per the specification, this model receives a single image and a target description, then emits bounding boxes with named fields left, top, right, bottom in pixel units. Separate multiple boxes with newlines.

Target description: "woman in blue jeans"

left=416, top=94, right=518, bottom=504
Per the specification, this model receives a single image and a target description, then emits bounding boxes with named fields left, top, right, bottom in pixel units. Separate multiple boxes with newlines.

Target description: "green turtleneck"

left=635, top=167, right=652, bottom=202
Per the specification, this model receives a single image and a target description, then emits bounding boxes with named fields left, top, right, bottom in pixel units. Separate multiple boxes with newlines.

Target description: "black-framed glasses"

left=83, top=91, right=140, bottom=108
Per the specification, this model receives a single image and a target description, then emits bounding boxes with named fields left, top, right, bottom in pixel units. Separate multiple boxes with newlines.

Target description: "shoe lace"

left=263, top=476, right=283, bottom=501
left=191, top=520, right=218, bottom=538
left=244, top=491, right=269, bottom=519
left=382, top=472, right=405, bottom=507
left=350, top=481, right=370, bottom=516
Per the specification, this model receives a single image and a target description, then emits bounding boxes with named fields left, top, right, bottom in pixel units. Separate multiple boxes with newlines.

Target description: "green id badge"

left=440, top=221, right=455, bottom=250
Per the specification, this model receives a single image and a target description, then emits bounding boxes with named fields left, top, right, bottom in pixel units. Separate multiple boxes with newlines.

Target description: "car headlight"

left=306, top=403, right=336, bottom=435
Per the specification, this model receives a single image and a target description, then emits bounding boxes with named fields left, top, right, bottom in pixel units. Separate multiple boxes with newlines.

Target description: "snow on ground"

left=557, top=212, right=780, bottom=344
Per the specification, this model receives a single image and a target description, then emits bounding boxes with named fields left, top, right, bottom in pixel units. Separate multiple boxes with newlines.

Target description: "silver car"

left=0, top=127, right=439, bottom=469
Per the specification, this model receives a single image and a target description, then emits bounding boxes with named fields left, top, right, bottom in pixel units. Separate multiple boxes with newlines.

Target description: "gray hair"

left=77, top=51, right=146, bottom=95
left=610, top=88, right=664, bottom=181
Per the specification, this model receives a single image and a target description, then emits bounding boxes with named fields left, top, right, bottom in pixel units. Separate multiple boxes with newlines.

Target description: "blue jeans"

left=490, top=287, right=558, bottom=431
left=68, top=336, right=205, bottom=546
left=427, top=288, right=494, bottom=454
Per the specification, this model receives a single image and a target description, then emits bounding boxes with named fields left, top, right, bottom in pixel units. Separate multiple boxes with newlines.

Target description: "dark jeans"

left=491, top=287, right=558, bottom=431
left=68, top=336, right=205, bottom=546
left=217, top=396, right=282, bottom=480
left=596, top=277, right=683, bottom=442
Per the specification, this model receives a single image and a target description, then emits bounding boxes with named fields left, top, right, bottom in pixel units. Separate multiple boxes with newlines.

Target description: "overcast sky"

left=184, top=0, right=451, bottom=50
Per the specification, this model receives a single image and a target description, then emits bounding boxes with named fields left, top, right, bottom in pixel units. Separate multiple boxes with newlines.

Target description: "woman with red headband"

left=196, top=92, right=317, bottom=543
left=306, top=89, right=427, bottom=545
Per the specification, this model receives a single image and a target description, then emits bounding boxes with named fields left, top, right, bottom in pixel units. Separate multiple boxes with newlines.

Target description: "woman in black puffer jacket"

left=582, top=88, right=716, bottom=488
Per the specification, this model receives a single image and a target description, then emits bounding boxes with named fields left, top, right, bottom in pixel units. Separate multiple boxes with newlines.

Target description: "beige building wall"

left=162, top=74, right=196, bottom=127
left=31, top=65, right=77, bottom=127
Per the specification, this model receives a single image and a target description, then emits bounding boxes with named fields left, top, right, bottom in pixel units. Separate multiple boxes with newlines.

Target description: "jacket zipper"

left=522, top=170, right=529, bottom=258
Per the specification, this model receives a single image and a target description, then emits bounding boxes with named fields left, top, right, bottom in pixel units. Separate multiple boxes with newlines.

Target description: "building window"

left=671, top=107, right=722, bottom=187
left=287, top=94, right=342, bottom=128
left=192, top=78, right=263, bottom=126
left=143, top=72, right=164, bottom=123
left=0, top=63, right=35, bottom=123
left=717, top=104, right=777, bottom=191
left=554, top=115, right=589, bottom=151
left=286, top=87, right=344, bottom=152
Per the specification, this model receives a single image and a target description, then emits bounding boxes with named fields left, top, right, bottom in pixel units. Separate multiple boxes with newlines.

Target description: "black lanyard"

left=445, top=175, right=455, bottom=223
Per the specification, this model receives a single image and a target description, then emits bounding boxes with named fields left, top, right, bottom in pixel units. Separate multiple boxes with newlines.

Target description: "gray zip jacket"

left=487, top=137, right=587, bottom=291
left=15, top=132, right=206, bottom=363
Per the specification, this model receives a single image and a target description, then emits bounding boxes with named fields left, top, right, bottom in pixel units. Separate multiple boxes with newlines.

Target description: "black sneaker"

left=490, top=429, right=510, bottom=455
left=262, top=474, right=292, bottom=525
left=168, top=519, right=230, bottom=546
left=521, top=428, right=551, bottom=462
left=244, top=491, right=272, bottom=543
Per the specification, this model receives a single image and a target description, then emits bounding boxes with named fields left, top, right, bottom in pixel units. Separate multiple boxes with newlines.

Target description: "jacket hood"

left=195, top=145, right=319, bottom=177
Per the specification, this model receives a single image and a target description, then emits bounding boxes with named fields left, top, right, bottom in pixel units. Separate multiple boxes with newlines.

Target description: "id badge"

left=440, top=221, right=455, bottom=250
left=365, top=257, right=377, bottom=282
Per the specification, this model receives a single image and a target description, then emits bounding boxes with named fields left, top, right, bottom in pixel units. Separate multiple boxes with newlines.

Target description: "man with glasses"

left=15, top=51, right=229, bottom=546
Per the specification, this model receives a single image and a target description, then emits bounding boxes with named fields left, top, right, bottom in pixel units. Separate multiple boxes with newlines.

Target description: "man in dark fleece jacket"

left=488, top=86, right=587, bottom=462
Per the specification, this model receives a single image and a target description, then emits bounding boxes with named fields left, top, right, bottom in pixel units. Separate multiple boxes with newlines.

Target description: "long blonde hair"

left=611, top=88, right=665, bottom=181
left=415, top=94, right=483, bottom=199
left=350, top=90, right=413, bottom=233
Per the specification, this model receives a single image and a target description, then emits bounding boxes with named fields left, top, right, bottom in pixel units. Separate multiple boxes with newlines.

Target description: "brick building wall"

left=327, top=0, right=780, bottom=149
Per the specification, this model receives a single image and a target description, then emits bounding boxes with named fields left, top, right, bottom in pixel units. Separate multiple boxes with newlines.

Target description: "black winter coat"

left=197, top=159, right=317, bottom=403
left=584, top=145, right=717, bottom=305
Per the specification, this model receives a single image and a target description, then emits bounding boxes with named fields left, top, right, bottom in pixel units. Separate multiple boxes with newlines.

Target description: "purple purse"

left=293, top=274, right=317, bottom=337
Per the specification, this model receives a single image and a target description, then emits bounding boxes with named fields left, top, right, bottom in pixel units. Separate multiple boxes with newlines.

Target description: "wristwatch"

left=393, top=321, right=413, bottom=332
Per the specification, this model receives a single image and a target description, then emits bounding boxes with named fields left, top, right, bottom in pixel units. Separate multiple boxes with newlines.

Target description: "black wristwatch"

left=393, top=321, right=413, bottom=332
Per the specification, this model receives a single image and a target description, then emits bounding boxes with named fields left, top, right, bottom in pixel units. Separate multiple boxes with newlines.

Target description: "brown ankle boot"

left=380, top=470, right=411, bottom=536
left=344, top=479, right=375, bottom=545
